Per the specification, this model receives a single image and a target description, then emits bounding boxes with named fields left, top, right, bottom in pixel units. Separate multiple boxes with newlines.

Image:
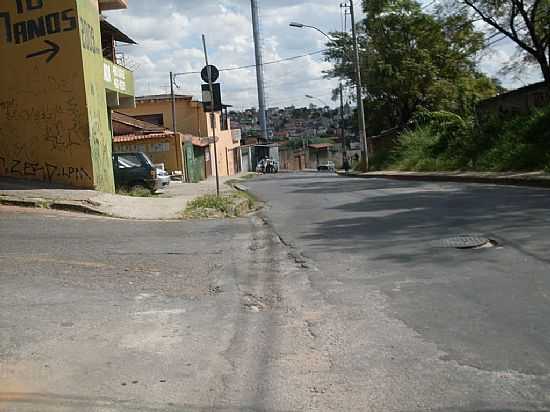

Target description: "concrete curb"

left=233, top=184, right=250, bottom=193
left=49, top=201, right=106, bottom=216
left=337, top=171, right=550, bottom=189
left=0, top=195, right=109, bottom=216
left=0, top=196, right=47, bottom=208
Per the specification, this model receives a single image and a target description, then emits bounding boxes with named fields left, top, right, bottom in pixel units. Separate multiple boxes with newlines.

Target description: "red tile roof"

left=113, top=132, right=175, bottom=143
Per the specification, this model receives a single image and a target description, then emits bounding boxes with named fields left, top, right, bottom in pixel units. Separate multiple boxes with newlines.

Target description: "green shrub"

left=389, top=124, right=466, bottom=171
left=476, top=107, right=550, bottom=171
left=386, top=107, right=550, bottom=172
left=368, top=149, right=394, bottom=171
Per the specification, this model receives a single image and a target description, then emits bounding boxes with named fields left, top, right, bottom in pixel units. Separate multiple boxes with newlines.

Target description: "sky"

left=104, top=0, right=543, bottom=111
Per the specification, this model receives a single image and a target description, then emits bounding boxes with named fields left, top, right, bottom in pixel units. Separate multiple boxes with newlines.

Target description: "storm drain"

left=436, top=235, right=498, bottom=249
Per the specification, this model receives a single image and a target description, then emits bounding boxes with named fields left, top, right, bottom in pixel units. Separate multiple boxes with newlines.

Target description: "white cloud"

left=103, top=0, right=351, bottom=109
left=105, top=1, right=544, bottom=111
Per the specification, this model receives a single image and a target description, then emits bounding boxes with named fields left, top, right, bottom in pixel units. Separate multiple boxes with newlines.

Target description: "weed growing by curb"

left=182, top=192, right=256, bottom=219
left=117, top=187, right=156, bottom=198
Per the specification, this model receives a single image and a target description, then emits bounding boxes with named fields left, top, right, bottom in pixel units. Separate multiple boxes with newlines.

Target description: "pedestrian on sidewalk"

left=343, top=154, right=350, bottom=175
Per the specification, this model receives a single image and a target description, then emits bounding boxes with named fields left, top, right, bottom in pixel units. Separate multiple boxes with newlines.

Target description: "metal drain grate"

left=436, top=235, right=496, bottom=249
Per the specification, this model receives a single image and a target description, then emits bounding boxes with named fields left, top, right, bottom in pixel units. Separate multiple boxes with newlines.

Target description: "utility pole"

left=340, top=82, right=346, bottom=152
left=202, top=35, right=220, bottom=197
left=349, top=0, right=369, bottom=170
left=170, top=71, right=177, bottom=133
left=250, top=0, right=269, bottom=141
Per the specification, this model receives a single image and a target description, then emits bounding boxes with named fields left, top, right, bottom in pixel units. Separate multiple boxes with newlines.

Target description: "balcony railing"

left=103, top=58, right=134, bottom=97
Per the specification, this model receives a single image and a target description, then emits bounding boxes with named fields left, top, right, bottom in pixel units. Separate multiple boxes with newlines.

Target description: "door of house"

left=233, top=149, right=242, bottom=174
left=204, top=147, right=212, bottom=177
left=242, top=151, right=250, bottom=172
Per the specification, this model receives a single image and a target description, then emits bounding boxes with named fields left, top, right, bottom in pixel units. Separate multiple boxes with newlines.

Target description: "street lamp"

left=305, top=94, right=330, bottom=107
left=289, top=22, right=331, bottom=40
left=290, top=3, right=369, bottom=170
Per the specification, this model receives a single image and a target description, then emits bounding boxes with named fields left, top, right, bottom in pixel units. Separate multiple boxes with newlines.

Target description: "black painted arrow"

left=26, top=40, right=60, bottom=63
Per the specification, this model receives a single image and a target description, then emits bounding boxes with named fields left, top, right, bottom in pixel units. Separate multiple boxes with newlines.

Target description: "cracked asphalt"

left=1, top=172, right=550, bottom=411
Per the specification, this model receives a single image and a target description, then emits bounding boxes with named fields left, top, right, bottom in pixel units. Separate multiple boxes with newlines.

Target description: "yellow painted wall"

left=121, top=99, right=206, bottom=137
left=0, top=0, right=115, bottom=191
left=209, top=130, right=239, bottom=177
left=114, top=134, right=184, bottom=173
left=79, top=0, right=115, bottom=192
left=121, top=98, right=241, bottom=177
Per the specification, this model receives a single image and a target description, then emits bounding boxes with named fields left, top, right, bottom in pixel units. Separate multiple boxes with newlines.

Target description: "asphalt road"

left=1, top=173, right=550, bottom=411
left=246, top=173, right=550, bottom=410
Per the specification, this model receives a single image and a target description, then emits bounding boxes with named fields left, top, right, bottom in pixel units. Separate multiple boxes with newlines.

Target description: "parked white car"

left=317, top=161, right=336, bottom=172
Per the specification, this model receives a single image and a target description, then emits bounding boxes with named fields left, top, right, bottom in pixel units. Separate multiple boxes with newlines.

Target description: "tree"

left=325, top=0, right=499, bottom=134
left=459, top=0, right=550, bottom=88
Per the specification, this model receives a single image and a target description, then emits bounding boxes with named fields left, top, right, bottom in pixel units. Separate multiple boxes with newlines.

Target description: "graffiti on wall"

left=0, top=93, right=87, bottom=152
left=0, top=156, right=91, bottom=183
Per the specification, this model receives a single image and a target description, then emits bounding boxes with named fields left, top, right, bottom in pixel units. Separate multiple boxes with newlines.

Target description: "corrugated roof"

left=100, top=18, right=136, bottom=44
left=99, top=0, right=128, bottom=11
left=112, top=111, right=166, bottom=133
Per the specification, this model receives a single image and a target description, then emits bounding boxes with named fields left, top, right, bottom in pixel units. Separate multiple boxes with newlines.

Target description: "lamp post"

left=290, top=5, right=368, bottom=170
left=305, top=94, right=330, bottom=107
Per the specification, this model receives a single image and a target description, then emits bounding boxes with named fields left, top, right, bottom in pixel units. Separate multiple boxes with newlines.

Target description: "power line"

left=485, top=34, right=508, bottom=48
left=173, top=49, right=327, bottom=76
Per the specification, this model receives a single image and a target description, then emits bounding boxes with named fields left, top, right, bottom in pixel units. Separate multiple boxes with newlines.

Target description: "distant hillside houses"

left=230, top=103, right=355, bottom=141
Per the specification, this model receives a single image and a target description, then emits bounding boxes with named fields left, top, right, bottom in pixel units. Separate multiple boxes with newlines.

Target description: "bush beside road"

left=370, top=108, right=550, bottom=174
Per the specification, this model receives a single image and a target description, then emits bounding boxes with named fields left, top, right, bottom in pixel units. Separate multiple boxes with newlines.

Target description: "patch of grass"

left=188, top=194, right=233, bottom=212
left=117, top=186, right=156, bottom=197
left=182, top=191, right=256, bottom=219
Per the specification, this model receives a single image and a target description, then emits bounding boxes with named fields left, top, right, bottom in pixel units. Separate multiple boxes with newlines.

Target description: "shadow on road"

left=291, top=178, right=550, bottom=265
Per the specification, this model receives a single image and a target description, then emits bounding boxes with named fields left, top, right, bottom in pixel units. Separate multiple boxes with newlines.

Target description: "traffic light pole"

left=202, top=35, right=220, bottom=197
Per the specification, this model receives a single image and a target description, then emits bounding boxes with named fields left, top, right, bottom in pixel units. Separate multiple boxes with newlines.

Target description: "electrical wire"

left=173, top=49, right=327, bottom=77
left=485, top=34, right=508, bottom=48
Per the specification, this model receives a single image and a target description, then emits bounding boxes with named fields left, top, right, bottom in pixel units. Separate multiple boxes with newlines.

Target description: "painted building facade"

left=120, top=95, right=241, bottom=177
left=0, top=0, right=135, bottom=192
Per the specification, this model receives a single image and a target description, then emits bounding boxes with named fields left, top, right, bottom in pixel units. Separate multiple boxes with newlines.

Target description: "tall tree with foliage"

left=460, top=0, right=550, bottom=88
left=325, top=0, right=499, bottom=134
